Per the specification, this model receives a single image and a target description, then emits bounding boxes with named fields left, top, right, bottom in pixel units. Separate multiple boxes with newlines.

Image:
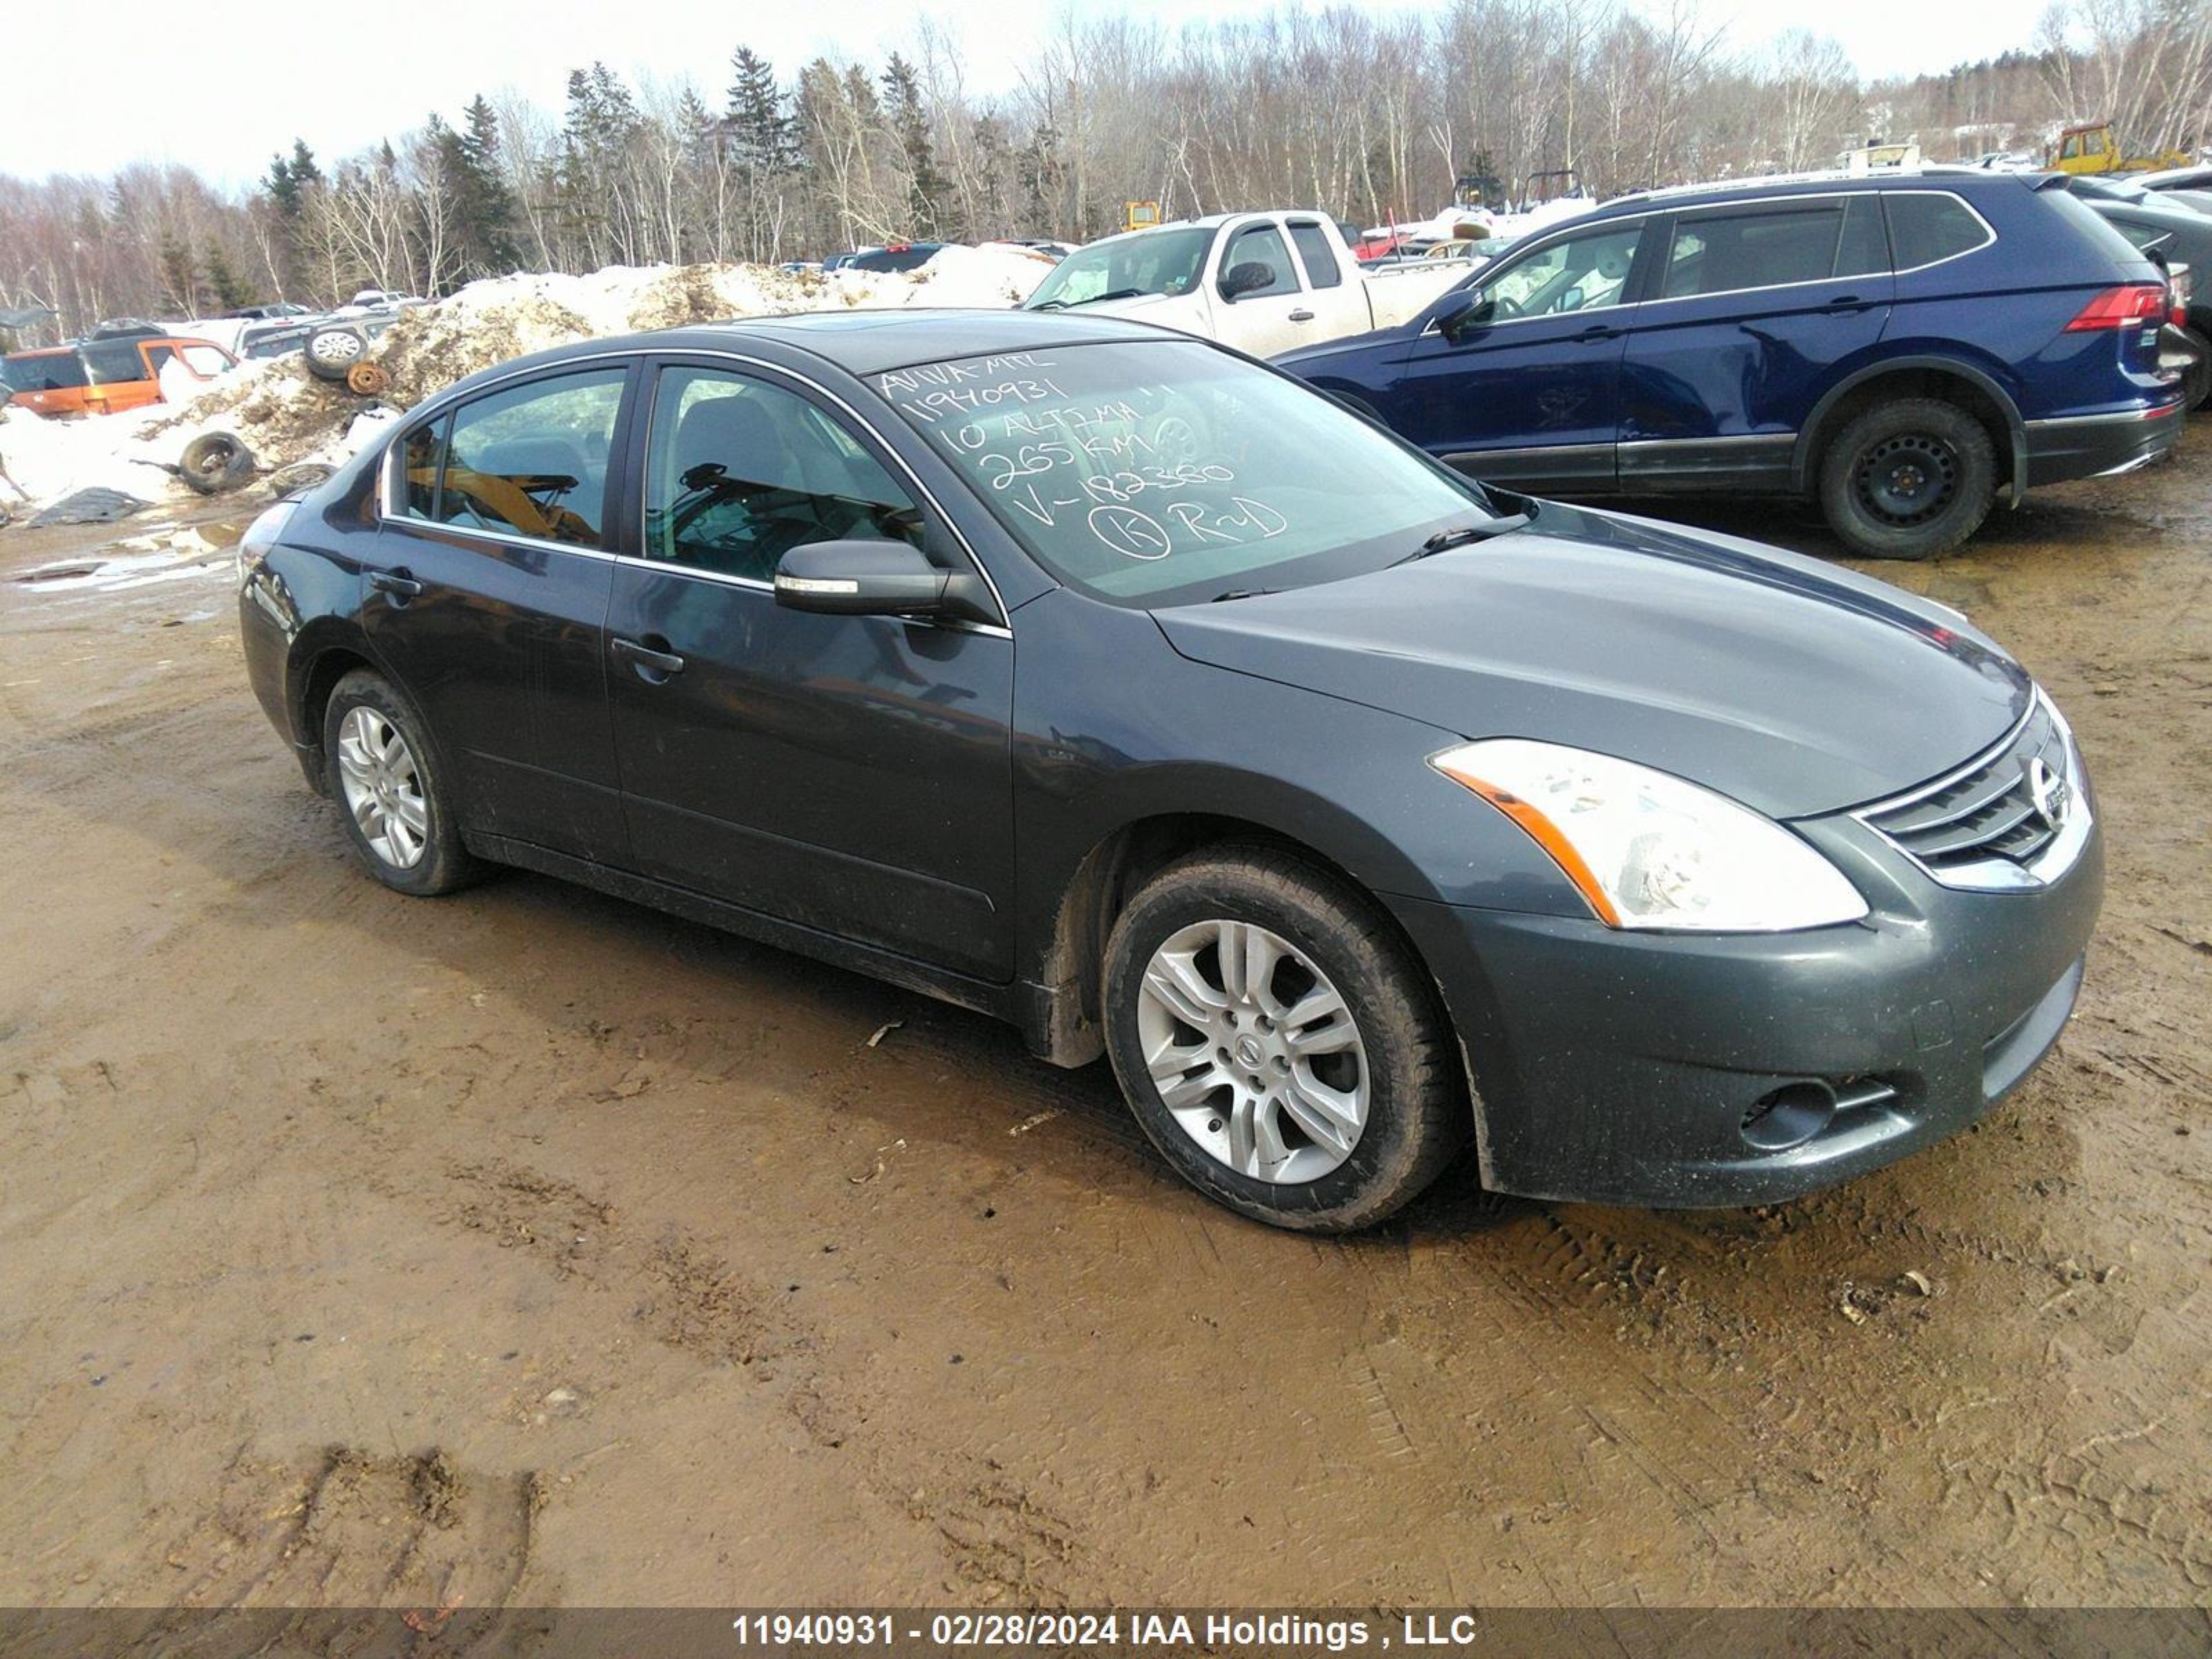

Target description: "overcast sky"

left=6, top=0, right=2048, bottom=188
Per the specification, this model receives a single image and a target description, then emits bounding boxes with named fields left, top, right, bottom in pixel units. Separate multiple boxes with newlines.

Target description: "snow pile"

left=1, top=245, right=1051, bottom=518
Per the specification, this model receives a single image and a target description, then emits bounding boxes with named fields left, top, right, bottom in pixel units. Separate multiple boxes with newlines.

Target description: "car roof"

left=1593, top=169, right=2027, bottom=218
left=434, top=308, right=1189, bottom=395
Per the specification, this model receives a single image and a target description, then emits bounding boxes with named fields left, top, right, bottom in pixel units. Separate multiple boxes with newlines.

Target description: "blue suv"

left=1278, top=172, right=2184, bottom=558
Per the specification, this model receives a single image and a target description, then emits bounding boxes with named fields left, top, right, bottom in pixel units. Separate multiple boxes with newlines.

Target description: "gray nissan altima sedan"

left=236, top=310, right=2101, bottom=1230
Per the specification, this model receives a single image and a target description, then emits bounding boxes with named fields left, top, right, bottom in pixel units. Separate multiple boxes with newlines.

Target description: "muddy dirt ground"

left=2, top=443, right=2207, bottom=1615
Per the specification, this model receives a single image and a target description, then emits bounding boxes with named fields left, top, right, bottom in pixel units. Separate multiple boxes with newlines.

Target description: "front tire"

left=1818, top=397, right=1996, bottom=561
left=1101, top=845, right=1467, bottom=1232
left=321, top=670, right=480, bottom=896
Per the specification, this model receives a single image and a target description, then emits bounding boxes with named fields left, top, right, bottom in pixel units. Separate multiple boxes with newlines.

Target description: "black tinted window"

left=82, top=341, right=149, bottom=384
left=1288, top=222, right=1342, bottom=289
left=435, top=368, right=626, bottom=546
left=644, top=366, right=924, bottom=582
left=3, top=353, right=87, bottom=391
left=1662, top=205, right=1844, bottom=298
left=1886, top=193, right=1988, bottom=269
left=1222, top=225, right=1299, bottom=298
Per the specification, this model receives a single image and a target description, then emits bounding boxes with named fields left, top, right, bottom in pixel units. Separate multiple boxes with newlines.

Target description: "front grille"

left=1862, top=696, right=2076, bottom=880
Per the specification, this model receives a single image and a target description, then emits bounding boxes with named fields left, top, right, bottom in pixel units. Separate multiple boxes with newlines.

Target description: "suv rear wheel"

left=1100, top=845, right=1466, bottom=1231
left=1818, top=397, right=1996, bottom=561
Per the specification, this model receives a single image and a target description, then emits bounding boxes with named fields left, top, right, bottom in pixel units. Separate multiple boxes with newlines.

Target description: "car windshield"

left=874, top=339, right=1497, bottom=606
left=1024, top=228, right=1218, bottom=310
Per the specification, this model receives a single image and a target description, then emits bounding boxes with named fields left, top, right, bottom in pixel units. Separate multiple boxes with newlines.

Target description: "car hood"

left=1152, top=503, right=2031, bottom=818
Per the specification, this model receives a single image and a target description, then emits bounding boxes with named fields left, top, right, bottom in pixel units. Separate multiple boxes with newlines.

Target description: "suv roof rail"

left=1609, top=167, right=1928, bottom=207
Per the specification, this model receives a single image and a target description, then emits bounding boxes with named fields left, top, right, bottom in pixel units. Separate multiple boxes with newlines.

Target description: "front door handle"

left=1573, top=324, right=1620, bottom=342
left=1288, top=308, right=1315, bottom=322
left=612, top=635, right=686, bottom=682
left=368, top=568, right=423, bottom=600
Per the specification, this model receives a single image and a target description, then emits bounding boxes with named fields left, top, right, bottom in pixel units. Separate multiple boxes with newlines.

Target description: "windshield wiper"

left=1394, top=514, right=1531, bottom=565
left=1210, top=585, right=1280, bottom=602
left=1047, top=287, right=1146, bottom=310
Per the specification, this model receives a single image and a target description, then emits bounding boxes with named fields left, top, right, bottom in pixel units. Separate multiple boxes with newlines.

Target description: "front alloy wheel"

left=1102, top=845, right=1467, bottom=1231
left=1135, top=918, right=1370, bottom=1183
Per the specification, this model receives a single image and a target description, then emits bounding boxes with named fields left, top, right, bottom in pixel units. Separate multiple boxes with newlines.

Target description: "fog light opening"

left=1741, top=1081, right=1837, bottom=1152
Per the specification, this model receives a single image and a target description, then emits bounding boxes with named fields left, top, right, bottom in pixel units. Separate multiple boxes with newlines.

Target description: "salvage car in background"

left=1282, top=171, right=2184, bottom=558
left=239, top=311, right=2100, bottom=1230
left=0, top=332, right=235, bottom=417
left=2062, top=178, right=2212, bottom=408
left=1022, top=212, right=1465, bottom=357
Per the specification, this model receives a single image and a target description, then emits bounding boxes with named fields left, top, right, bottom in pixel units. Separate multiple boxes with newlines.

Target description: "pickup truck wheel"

left=1101, top=844, right=1468, bottom=1232
left=1818, top=397, right=1996, bottom=561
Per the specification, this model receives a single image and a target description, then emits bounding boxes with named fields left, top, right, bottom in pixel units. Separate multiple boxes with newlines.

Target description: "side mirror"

left=774, top=539, right=994, bottom=624
left=1433, top=290, right=1492, bottom=341
left=1219, top=261, right=1275, bottom=301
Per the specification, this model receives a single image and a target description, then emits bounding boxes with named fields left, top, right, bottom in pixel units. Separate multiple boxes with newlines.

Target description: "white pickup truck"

left=1020, top=211, right=1467, bottom=357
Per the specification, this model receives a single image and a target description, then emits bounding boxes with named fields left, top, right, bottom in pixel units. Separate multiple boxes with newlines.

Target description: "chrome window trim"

left=1639, top=189, right=1996, bottom=310
left=376, top=344, right=1011, bottom=630
left=1846, top=688, right=2092, bottom=892
left=1419, top=212, right=1653, bottom=337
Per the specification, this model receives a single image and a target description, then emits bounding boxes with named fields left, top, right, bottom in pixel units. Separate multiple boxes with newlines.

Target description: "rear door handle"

left=611, top=635, right=686, bottom=680
left=1288, top=308, right=1315, bottom=322
left=1822, top=294, right=1873, bottom=312
left=368, top=568, right=422, bottom=599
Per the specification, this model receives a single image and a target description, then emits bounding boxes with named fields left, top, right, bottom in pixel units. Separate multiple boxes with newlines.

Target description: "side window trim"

left=1631, top=189, right=1991, bottom=310
left=379, top=359, right=637, bottom=554
left=635, top=353, right=1008, bottom=627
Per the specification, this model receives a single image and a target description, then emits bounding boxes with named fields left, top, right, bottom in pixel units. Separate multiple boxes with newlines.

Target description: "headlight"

left=235, top=499, right=299, bottom=589
left=1431, top=738, right=1868, bottom=932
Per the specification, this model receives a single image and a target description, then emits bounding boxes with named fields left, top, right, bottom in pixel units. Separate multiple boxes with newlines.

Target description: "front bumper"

left=1387, top=812, right=2103, bottom=1208
left=2024, top=400, right=2184, bottom=488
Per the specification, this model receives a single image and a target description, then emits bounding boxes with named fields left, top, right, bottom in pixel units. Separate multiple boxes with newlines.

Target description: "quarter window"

left=1885, top=194, right=1989, bottom=269
left=1221, top=225, right=1300, bottom=299
left=644, top=367, right=925, bottom=583
left=1288, top=221, right=1343, bottom=289
left=430, top=368, right=626, bottom=547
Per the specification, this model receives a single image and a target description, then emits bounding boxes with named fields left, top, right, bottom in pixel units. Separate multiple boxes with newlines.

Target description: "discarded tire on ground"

left=345, top=361, right=391, bottom=397
left=266, top=462, right=337, bottom=498
left=303, top=325, right=368, bottom=382
left=179, top=431, right=256, bottom=496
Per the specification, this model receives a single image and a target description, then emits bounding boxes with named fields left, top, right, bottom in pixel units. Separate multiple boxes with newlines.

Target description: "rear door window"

left=83, top=341, right=151, bottom=385
left=1287, top=221, right=1344, bottom=289
left=1885, top=193, right=1991, bottom=269
left=431, top=368, right=628, bottom=547
left=1661, top=203, right=1846, bottom=298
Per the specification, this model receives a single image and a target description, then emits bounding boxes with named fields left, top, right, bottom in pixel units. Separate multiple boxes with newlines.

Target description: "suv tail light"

left=2065, top=283, right=2167, bottom=331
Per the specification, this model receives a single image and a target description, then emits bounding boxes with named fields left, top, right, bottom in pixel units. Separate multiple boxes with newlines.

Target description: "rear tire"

left=321, top=670, right=481, bottom=897
left=1101, top=845, right=1468, bottom=1232
left=2181, top=326, right=2211, bottom=411
left=1818, top=397, right=1996, bottom=561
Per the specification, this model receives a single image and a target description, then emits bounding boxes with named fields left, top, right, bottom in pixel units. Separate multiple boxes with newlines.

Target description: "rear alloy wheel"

left=321, top=669, right=480, bottom=896
left=1103, top=845, right=1466, bottom=1231
left=1818, top=397, right=1996, bottom=561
